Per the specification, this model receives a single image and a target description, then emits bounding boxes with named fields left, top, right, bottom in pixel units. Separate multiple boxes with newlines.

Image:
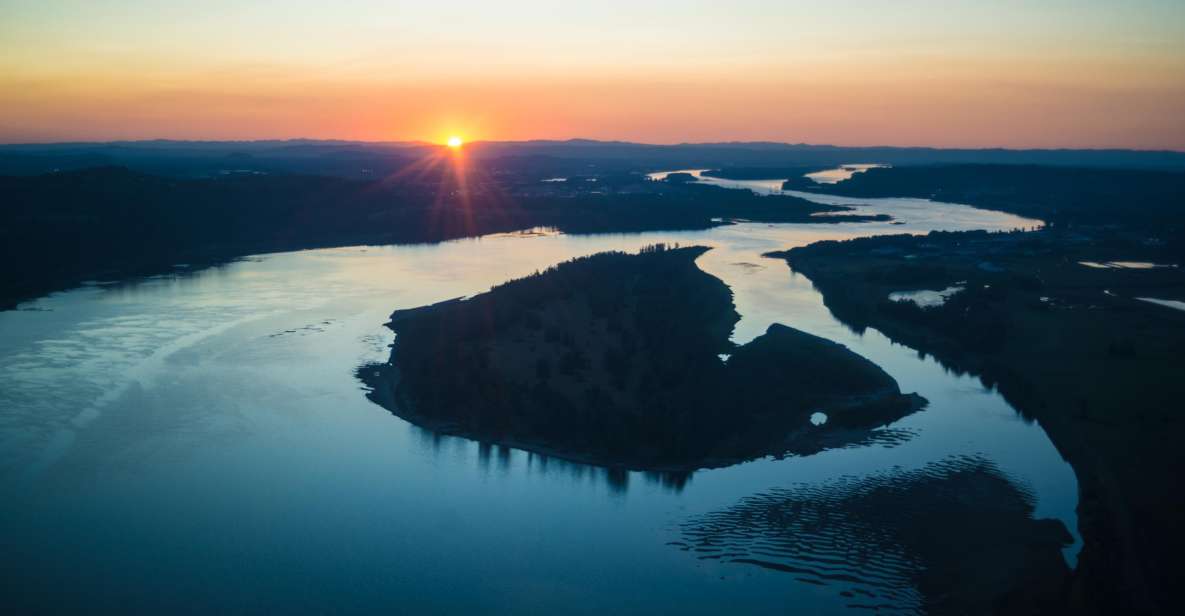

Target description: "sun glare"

left=447, top=136, right=464, bottom=149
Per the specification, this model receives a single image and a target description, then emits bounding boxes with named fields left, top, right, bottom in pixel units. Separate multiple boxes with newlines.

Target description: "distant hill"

left=468, top=139, right=1185, bottom=170
left=3, top=138, right=1183, bottom=178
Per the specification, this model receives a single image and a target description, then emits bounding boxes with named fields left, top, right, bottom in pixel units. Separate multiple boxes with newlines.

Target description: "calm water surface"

left=804, top=163, right=887, bottom=184
left=0, top=181, right=1073, bottom=613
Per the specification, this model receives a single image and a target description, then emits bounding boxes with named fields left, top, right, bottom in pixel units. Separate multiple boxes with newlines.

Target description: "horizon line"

left=2, top=137, right=1184, bottom=155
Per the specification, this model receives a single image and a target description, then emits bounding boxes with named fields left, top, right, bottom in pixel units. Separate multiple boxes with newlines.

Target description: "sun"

left=446, top=136, right=464, bottom=149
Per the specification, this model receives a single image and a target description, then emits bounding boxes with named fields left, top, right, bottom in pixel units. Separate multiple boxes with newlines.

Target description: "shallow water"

left=0, top=186, right=1074, bottom=613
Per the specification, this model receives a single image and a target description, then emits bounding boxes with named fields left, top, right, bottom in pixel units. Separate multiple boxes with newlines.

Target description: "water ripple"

left=677, top=456, right=1071, bottom=614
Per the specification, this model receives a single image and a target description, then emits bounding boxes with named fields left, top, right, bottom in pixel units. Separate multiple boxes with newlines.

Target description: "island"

left=360, top=245, right=924, bottom=471
left=702, top=166, right=822, bottom=190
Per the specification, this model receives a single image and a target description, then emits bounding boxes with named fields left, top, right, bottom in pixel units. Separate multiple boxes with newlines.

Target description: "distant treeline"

left=0, top=166, right=864, bottom=308
left=5, top=139, right=1184, bottom=178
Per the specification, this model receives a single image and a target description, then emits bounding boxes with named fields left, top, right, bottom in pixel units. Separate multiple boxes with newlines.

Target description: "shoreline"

left=360, top=360, right=925, bottom=476
left=770, top=227, right=1185, bottom=612
left=361, top=246, right=925, bottom=474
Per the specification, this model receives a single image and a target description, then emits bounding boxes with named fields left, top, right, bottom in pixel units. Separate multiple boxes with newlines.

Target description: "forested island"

left=770, top=229, right=1185, bottom=612
left=360, top=246, right=923, bottom=471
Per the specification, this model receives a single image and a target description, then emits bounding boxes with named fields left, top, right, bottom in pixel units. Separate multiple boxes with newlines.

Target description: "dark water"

left=0, top=186, right=1074, bottom=613
left=677, top=455, right=1071, bottom=613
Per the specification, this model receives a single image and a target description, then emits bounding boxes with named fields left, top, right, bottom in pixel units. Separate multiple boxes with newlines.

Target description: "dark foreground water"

left=0, top=181, right=1074, bottom=613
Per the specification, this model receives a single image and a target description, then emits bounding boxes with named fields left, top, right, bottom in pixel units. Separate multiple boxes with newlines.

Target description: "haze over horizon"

left=6, top=136, right=1185, bottom=154
left=2, top=1, right=1184, bottom=149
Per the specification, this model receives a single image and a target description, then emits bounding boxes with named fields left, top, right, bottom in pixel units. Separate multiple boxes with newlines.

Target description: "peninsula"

left=769, top=228, right=1185, bottom=612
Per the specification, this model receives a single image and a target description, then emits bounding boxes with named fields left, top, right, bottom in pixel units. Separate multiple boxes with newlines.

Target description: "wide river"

left=0, top=170, right=1069, bottom=613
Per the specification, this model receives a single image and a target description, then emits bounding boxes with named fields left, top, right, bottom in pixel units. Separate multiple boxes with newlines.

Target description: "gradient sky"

left=2, top=0, right=1184, bottom=149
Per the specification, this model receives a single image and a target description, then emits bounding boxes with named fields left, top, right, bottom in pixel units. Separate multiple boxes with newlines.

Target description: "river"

left=0, top=171, right=1071, bottom=613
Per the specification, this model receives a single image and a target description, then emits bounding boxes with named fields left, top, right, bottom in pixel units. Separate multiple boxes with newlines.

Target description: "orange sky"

left=2, top=1, right=1184, bottom=149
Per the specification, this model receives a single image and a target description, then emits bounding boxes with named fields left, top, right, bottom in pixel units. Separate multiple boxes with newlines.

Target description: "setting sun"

left=446, top=136, right=463, bottom=149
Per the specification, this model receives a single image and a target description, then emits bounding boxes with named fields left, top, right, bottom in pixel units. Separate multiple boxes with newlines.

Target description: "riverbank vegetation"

left=814, top=164, right=1185, bottom=235
left=771, top=228, right=1185, bottom=613
left=0, top=167, right=883, bottom=309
